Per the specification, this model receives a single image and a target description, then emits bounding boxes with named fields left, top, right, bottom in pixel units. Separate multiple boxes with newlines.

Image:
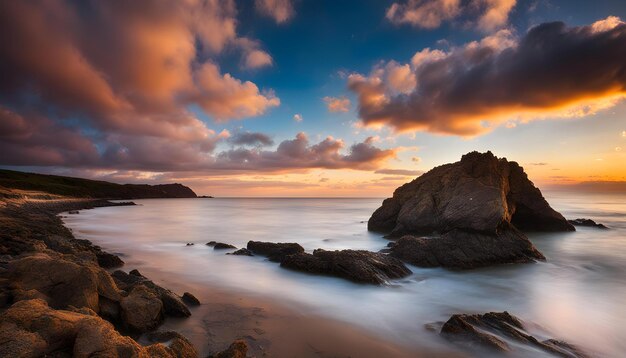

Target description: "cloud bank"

left=349, top=17, right=626, bottom=136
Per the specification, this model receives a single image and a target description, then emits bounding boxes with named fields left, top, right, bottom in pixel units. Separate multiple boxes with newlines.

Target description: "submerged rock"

left=213, top=243, right=236, bottom=250
left=247, top=241, right=304, bottom=262
left=388, top=227, right=545, bottom=270
left=369, top=151, right=572, bottom=268
left=182, top=292, right=200, bottom=306
left=228, top=248, right=254, bottom=256
left=568, top=218, right=608, bottom=229
left=281, top=249, right=411, bottom=284
left=441, top=311, right=589, bottom=357
left=209, top=339, right=248, bottom=358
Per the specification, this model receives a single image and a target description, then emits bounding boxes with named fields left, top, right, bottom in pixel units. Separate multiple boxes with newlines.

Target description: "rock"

left=120, top=285, right=163, bottom=332
left=247, top=241, right=304, bottom=262
left=0, top=299, right=195, bottom=358
left=568, top=218, right=608, bottom=229
left=186, top=242, right=195, bottom=246
left=68, top=210, right=79, bottom=214
left=206, top=241, right=217, bottom=246
left=209, top=339, right=248, bottom=358
left=369, top=151, right=572, bottom=268
left=129, top=269, right=144, bottom=277
left=228, top=248, right=254, bottom=256
left=441, top=311, right=588, bottom=357
left=213, top=243, right=236, bottom=250
left=112, top=270, right=191, bottom=319
left=388, top=227, right=545, bottom=269
left=147, top=331, right=199, bottom=358
left=182, top=292, right=200, bottom=306
left=370, top=151, right=573, bottom=236
left=95, top=251, right=124, bottom=268
left=7, top=253, right=121, bottom=312
left=280, top=249, right=411, bottom=284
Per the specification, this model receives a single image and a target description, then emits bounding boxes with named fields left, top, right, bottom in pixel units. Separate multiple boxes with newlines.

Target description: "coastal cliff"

left=0, top=169, right=197, bottom=199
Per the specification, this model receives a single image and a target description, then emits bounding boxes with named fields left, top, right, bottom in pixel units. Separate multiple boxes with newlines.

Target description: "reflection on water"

left=63, top=193, right=626, bottom=357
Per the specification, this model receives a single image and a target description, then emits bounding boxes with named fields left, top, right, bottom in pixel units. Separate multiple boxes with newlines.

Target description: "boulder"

left=388, top=227, right=545, bottom=270
left=213, top=243, right=236, bottom=250
left=0, top=299, right=196, bottom=358
left=280, top=249, right=411, bottom=284
left=95, top=251, right=124, bottom=268
left=568, top=218, right=608, bottom=229
left=7, top=253, right=121, bottom=312
left=369, top=152, right=572, bottom=268
left=441, top=311, right=588, bottom=357
left=112, top=270, right=191, bottom=319
left=182, top=292, right=200, bottom=306
left=147, top=331, right=199, bottom=358
left=209, top=339, right=248, bottom=358
left=247, top=241, right=304, bottom=262
left=120, top=285, right=163, bottom=332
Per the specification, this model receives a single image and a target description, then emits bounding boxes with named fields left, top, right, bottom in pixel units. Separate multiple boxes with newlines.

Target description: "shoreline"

left=0, top=189, right=459, bottom=357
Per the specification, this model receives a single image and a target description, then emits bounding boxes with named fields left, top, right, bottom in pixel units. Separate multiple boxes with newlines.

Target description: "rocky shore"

left=0, top=188, right=243, bottom=357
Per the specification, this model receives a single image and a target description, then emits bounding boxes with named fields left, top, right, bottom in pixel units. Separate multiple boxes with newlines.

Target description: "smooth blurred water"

left=63, top=193, right=626, bottom=357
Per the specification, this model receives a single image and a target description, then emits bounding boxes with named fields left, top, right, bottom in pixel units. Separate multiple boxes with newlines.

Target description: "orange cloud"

left=324, top=96, right=351, bottom=113
left=349, top=17, right=626, bottom=136
left=255, top=0, right=295, bottom=24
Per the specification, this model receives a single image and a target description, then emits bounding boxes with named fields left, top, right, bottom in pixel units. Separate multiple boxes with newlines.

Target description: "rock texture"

left=247, top=241, right=305, bottom=262
left=568, top=218, right=608, bottom=229
left=441, top=311, right=588, bottom=357
left=209, top=339, right=248, bottom=358
left=370, top=151, right=573, bottom=269
left=213, top=243, right=237, bottom=250
left=388, top=227, right=545, bottom=269
left=281, top=249, right=412, bottom=284
left=0, top=299, right=198, bottom=358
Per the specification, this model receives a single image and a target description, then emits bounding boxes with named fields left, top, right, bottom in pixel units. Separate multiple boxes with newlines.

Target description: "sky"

left=1, top=0, right=625, bottom=197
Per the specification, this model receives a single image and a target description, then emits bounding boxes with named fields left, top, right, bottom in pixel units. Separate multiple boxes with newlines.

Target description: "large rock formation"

left=247, top=241, right=305, bottom=262
left=280, top=249, right=412, bottom=284
left=440, top=311, right=588, bottom=357
left=370, top=152, right=573, bottom=269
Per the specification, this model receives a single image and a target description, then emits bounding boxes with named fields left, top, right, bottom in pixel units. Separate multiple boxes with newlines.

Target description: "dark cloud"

left=349, top=17, right=626, bottom=136
left=374, top=169, right=424, bottom=176
left=228, top=132, right=274, bottom=146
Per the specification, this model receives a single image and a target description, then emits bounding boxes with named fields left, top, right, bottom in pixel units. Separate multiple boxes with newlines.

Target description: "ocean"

left=63, top=192, right=626, bottom=357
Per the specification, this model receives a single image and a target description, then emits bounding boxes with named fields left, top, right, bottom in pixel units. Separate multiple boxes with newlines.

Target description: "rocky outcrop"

left=369, top=152, right=572, bottom=269
left=568, top=218, right=608, bottom=229
left=228, top=248, right=254, bottom=256
left=214, top=243, right=237, bottom=250
left=247, top=241, right=304, bottom=262
left=370, top=151, right=573, bottom=236
left=441, top=311, right=588, bottom=357
left=0, top=299, right=198, bottom=358
left=388, top=227, right=545, bottom=269
left=281, top=249, right=412, bottom=284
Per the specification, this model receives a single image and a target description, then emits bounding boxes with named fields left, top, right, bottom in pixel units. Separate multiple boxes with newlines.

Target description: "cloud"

left=386, top=0, right=516, bottom=31
left=255, top=0, right=295, bottom=24
left=228, top=132, right=274, bottom=146
left=528, top=162, right=548, bottom=166
left=324, top=96, right=351, bottom=113
left=244, top=50, right=274, bottom=69
left=622, top=130, right=626, bottom=138
left=348, top=17, right=626, bottom=136
left=374, top=169, right=424, bottom=176
left=293, top=114, right=303, bottom=122
left=411, top=157, right=422, bottom=163
left=0, top=0, right=279, bottom=142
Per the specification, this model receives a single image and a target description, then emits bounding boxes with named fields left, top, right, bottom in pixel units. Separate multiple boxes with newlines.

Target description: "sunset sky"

left=1, top=0, right=625, bottom=196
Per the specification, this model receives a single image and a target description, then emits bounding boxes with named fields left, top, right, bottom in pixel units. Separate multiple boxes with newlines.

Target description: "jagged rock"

left=182, top=292, right=200, bottom=306
left=441, top=311, right=589, bottom=357
left=228, top=248, right=254, bottom=256
left=95, top=251, right=124, bottom=268
left=120, top=285, right=163, bottom=332
left=7, top=252, right=121, bottom=312
left=369, top=152, right=572, bottom=268
left=0, top=299, right=196, bottom=358
left=112, top=270, right=191, bottom=319
left=247, top=241, right=304, bottom=262
left=388, top=227, right=545, bottom=269
left=209, top=339, right=248, bottom=358
left=280, top=249, right=411, bottom=284
left=568, top=218, right=608, bottom=229
left=213, top=243, right=236, bottom=250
